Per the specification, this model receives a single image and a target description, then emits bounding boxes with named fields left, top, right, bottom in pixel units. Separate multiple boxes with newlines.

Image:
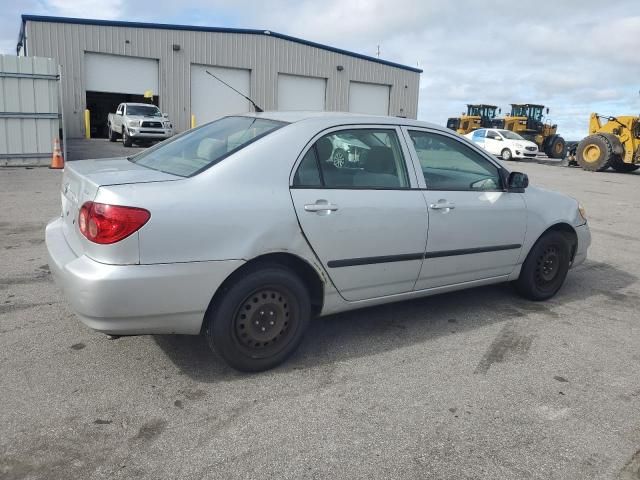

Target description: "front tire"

left=205, top=265, right=311, bottom=372
left=122, top=129, right=133, bottom=147
left=514, top=231, right=572, bottom=301
left=575, top=134, right=611, bottom=171
left=501, top=148, right=513, bottom=161
left=108, top=124, right=117, bottom=142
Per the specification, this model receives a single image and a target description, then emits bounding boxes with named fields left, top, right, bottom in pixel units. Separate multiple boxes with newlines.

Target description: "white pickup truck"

left=107, top=103, right=174, bottom=147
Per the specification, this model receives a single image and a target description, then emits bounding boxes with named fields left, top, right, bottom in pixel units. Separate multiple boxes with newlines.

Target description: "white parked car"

left=329, top=133, right=371, bottom=168
left=466, top=128, right=539, bottom=161
left=46, top=112, right=590, bottom=372
left=107, top=103, right=174, bottom=147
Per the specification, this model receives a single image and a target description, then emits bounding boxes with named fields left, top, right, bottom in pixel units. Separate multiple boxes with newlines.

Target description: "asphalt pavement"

left=1, top=150, right=639, bottom=479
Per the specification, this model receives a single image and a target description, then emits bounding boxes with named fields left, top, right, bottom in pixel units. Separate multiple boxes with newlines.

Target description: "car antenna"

left=205, top=70, right=263, bottom=112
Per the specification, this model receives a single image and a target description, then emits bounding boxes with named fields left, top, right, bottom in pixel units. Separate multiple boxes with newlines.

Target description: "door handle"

left=429, top=201, right=456, bottom=210
left=304, top=200, right=339, bottom=213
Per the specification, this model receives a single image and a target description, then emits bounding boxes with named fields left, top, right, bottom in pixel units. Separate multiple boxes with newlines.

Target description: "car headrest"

left=316, top=137, right=334, bottom=161
left=365, top=146, right=395, bottom=174
left=196, top=138, right=226, bottom=161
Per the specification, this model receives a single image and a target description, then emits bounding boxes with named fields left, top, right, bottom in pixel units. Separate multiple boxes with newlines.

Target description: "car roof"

left=242, top=111, right=443, bottom=130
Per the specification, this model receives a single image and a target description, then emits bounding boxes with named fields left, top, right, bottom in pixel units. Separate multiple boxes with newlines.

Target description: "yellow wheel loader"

left=571, top=113, right=640, bottom=172
left=501, top=104, right=566, bottom=158
left=446, top=104, right=501, bottom=135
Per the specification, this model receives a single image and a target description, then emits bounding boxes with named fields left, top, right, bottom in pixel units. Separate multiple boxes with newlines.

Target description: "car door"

left=114, top=104, right=124, bottom=131
left=471, top=129, right=486, bottom=149
left=484, top=130, right=503, bottom=155
left=403, top=128, right=527, bottom=290
left=289, top=126, right=429, bottom=301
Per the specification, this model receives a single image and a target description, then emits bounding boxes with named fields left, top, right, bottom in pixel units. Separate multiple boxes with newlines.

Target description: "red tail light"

left=78, top=202, right=150, bottom=244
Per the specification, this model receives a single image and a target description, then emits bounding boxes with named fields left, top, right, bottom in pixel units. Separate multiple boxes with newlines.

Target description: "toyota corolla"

left=46, top=112, right=590, bottom=372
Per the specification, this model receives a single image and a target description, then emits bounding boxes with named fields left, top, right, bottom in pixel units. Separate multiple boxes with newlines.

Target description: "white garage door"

left=277, top=74, right=326, bottom=111
left=349, top=82, right=390, bottom=116
left=191, top=65, right=251, bottom=125
left=85, top=53, right=158, bottom=95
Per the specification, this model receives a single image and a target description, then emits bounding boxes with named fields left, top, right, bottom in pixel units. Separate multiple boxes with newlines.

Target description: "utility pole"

left=376, top=45, right=380, bottom=58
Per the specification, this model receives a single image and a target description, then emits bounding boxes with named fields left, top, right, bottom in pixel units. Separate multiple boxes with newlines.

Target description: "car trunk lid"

left=60, top=157, right=180, bottom=257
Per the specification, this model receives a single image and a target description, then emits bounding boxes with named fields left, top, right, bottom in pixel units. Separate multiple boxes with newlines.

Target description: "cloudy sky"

left=1, top=0, right=638, bottom=139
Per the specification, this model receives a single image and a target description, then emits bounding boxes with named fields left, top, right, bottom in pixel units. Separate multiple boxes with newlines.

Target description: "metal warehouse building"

left=17, top=15, right=422, bottom=138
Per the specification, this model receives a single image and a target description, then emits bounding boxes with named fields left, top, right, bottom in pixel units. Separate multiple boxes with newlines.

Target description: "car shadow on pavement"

left=154, top=259, right=637, bottom=383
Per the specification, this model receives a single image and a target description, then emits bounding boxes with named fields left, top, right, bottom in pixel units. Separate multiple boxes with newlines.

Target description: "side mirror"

left=116, top=111, right=122, bottom=116
left=507, top=171, right=528, bottom=191
left=495, top=136, right=503, bottom=141
left=546, top=108, right=550, bottom=114
left=162, top=113, right=169, bottom=118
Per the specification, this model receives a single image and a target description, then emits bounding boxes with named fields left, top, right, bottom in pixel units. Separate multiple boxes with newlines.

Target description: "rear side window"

left=293, top=149, right=322, bottom=187
left=130, top=116, right=285, bottom=177
left=293, top=128, right=409, bottom=189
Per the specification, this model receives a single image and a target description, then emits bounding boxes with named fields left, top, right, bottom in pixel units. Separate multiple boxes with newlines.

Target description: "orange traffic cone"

left=50, top=138, right=64, bottom=169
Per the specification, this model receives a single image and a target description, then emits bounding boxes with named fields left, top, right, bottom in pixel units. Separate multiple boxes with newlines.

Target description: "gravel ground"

left=1, top=151, right=639, bottom=479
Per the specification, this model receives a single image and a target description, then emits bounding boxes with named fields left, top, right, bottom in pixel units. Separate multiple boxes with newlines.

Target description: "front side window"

left=486, top=130, right=500, bottom=140
left=130, top=116, right=285, bottom=177
left=293, top=128, right=409, bottom=189
left=408, top=130, right=502, bottom=191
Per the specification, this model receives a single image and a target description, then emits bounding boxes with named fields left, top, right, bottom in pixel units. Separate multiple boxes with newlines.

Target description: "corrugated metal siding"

left=26, top=20, right=420, bottom=137
left=0, top=54, right=60, bottom=166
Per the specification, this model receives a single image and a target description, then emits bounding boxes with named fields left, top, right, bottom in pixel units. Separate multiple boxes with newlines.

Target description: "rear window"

left=130, top=116, right=285, bottom=177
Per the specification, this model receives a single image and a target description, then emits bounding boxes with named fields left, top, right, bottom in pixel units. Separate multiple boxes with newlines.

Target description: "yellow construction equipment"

left=501, top=104, right=566, bottom=158
left=571, top=113, right=640, bottom=172
left=446, top=104, right=501, bottom=135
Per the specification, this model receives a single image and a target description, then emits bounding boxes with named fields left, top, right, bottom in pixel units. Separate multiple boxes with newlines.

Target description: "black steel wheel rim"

left=535, top=245, right=560, bottom=286
left=232, top=287, right=296, bottom=358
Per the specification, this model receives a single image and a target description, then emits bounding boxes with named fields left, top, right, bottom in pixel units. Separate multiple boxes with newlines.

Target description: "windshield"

left=467, top=106, right=496, bottom=118
left=126, top=105, right=162, bottom=117
left=497, top=130, right=524, bottom=140
left=130, top=116, right=285, bottom=177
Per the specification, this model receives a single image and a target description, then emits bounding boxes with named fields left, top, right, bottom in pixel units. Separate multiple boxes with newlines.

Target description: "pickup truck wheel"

left=205, top=265, right=311, bottom=372
left=514, top=231, right=571, bottom=301
left=108, top=125, right=117, bottom=142
left=122, top=129, right=133, bottom=147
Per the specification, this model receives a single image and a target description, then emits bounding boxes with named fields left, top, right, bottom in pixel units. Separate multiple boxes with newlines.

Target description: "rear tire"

left=548, top=135, right=567, bottom=159
left=108, top=125, right=117, bottom=142
left=501, top=148, right=513, bottom=161
left=576, top=134, right=611, bottom=171
left=514, top=231, right=572, bottom=301
left=122, top=129, right=133, bottom=147
left=333, top=148, right=347, bottom=168
left=609, top=155, right=639, bottom=173
left=205, top=265, right=311, bottom=372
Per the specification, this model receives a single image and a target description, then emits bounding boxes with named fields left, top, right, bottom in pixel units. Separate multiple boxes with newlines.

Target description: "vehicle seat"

left=196, top=138, right=226, bottom=162
left=315, top=137, right=353, bottom=187
left=353, top=146, right=400, bottom=188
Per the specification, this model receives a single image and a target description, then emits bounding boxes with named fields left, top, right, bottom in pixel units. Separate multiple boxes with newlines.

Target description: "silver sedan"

left=46, top=112, right=591, bottom=371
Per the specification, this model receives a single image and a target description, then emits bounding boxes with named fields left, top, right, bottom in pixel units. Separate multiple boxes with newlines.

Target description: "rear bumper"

left=46, top=217, right=244, bottom=335
left=571, top=223, right=591, bottom=268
